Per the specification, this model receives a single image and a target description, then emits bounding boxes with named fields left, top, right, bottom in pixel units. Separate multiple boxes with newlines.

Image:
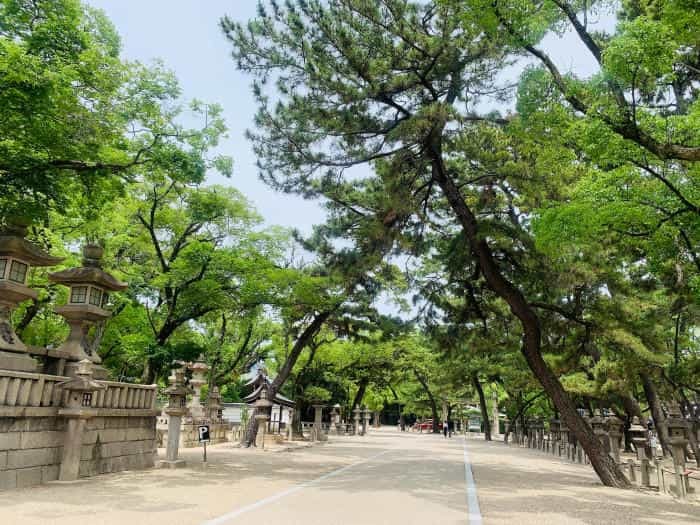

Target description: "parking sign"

left=198, top=425, right=210, bottom=443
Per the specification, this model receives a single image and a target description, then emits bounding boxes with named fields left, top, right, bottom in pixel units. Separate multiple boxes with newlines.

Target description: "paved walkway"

left=0, top=428, right=697, bottom=524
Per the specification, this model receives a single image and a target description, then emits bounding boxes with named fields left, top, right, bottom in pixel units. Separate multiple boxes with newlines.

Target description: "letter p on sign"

left=198, top=425, right=211, bottom=443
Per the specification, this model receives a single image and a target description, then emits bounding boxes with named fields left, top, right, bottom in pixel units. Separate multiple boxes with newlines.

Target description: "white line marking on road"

left=462, top=437, right=483, bottom=525
left=201, top=448, right=392, bottom=525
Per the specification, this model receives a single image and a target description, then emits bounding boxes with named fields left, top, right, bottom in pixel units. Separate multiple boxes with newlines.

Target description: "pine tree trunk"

left=472, top=373, right=492, bottom=441
left=640, top=372, right=671, bottom=456
left=430, top=148, right=630, bottom=488
left=352, top=378, right=368, bottom=409
left=242, top=311, right=333, bottom=447
left=413, top=369, right=440, bottom=433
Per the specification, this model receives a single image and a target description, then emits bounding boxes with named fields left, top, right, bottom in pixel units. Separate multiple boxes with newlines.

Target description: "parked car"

left=414, top=419, right=437, bottom=432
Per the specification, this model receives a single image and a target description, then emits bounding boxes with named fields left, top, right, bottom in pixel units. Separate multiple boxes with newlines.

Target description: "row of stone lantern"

left=513, top=407, right=694, bottom=495
left=0, top=220, right=126, bottom=378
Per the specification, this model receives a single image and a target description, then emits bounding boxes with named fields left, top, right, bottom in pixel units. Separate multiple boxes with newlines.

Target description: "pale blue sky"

left=88, top=0, right=327, bottom=234
left=87, top=0, right=615, bottom=236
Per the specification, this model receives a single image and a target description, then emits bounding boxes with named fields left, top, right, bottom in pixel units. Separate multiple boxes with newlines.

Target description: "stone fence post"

left=57, top=360, right=105, bottom=481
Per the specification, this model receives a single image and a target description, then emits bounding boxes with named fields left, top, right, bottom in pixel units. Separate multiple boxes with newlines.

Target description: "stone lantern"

left=549, top=417, right=560, bottom=443
left=534, top=417, right=545, bottom=450
left=353, top=407, right=361, bottom=435
left=666, top=402, right=689, bottom=498
left=48, top=244, right=126, bottom=378
left=57, top=359, right=105, bottom=480
left=362, top=407, right=371, bottom=436
left=630, top=417, right=651, bottom=486
left=0, top=220, right=63, bottom=372
left=253, top=385, right=273, bottom=449
left=527, top=418, right=537, bottom=448
left=332, top=403, right=342, bottom=434
left=606, top=415, right=625, bottom=464
left=159, top=368, right=191, bottom=468
left=187, top=355, right=209, bottom=421
left=287, top=407, right=295, bottom=441
left=208, top=386, right=223, bottom=423
left=559, top=419, right=570, bottom=445
left=590, top=410, right=610, bottom=454
left=629, top=417, right=650, bottom=459
left=312, top=404, right=327, bottom=442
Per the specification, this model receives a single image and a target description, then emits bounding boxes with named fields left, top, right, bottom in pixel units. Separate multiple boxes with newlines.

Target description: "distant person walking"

left=448, top=419, right=454, bottom=438
left=443, top=420, right=448, bottom=438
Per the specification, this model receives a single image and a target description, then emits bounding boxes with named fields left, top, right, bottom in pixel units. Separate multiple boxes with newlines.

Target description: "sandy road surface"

left=0, top=428, right=697, bottom=525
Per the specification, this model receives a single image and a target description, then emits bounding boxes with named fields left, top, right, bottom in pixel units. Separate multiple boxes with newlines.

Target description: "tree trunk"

left=472, top=373, right=492, bottom=441
left=640, top=372, right=671, bottom=456
left=243, top=311, right=332, bottom=446
left=413, top=369, right=439, bottom=433
left=352, top=378, right=369, bottom=409
left=430, top=148, right=630, bottom=488
left=292, top=400, right=305, bottom=439
left=141, top=359, right=155, bottom=385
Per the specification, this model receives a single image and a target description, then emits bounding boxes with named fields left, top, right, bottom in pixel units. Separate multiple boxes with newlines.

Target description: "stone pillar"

left=492, top=391, right=499, bottom=437
left=312, top=404, right=327, bottom=442
left=57, top=360, right=104, bottom=481
left=159, top=368, right=190, bottom=468
left=362, top=408, right=371, bottom=436
left=287, top=408, right=294, bottom=441
left=255, top=413, right=269, bottom=448
left=666, top=403, right=689, bottom=499
left=353, top=407, right=361, bottom=435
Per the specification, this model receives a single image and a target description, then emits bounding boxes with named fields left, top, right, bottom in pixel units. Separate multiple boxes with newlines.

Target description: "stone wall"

left=80, top=416, right=156, bottom=477
left=0, top=412, right=64, bottom=490
left=1, top=411, right=157, bottom=491
left=156, top=418, right=229, bottom=448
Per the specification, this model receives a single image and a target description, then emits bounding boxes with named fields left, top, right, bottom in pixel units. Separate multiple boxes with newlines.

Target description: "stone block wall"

left=79, top=416, right=156, bottom=477
left=156, top=419, right=229, bottom=448
left=0, top=415, right=66, bottom=490
left=0, top=413, right=156, bottom=491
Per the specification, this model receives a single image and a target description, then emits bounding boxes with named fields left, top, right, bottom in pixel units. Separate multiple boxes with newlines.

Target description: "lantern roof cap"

left=58, top=359, right=105, bottom=392
left=48, top=244, right=127, bottom=291
left=0, top=221, right=64, bottom=266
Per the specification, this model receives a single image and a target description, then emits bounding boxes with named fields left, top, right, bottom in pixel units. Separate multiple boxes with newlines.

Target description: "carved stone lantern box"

left=48, top=244, right=127, bottom=378
left=629, top=417, right=650, bottom=460
left=666, top=404, right=689, bottom=448
left=165, top=368, right=191, bottom=417
left=0, top=221, right=63, bottom=372
left=549, top=417, right=560, bottom=441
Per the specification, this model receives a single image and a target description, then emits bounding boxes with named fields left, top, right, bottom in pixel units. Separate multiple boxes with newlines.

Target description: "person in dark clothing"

left=448, top=419, right=454, bottom=437
left=443, top=420, right=448, bottom=438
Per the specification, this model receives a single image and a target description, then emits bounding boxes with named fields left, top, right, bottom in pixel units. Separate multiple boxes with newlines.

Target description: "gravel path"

left=0, top=428, right=696, bottom=524
left=466, top=434, right=699, bottom=524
